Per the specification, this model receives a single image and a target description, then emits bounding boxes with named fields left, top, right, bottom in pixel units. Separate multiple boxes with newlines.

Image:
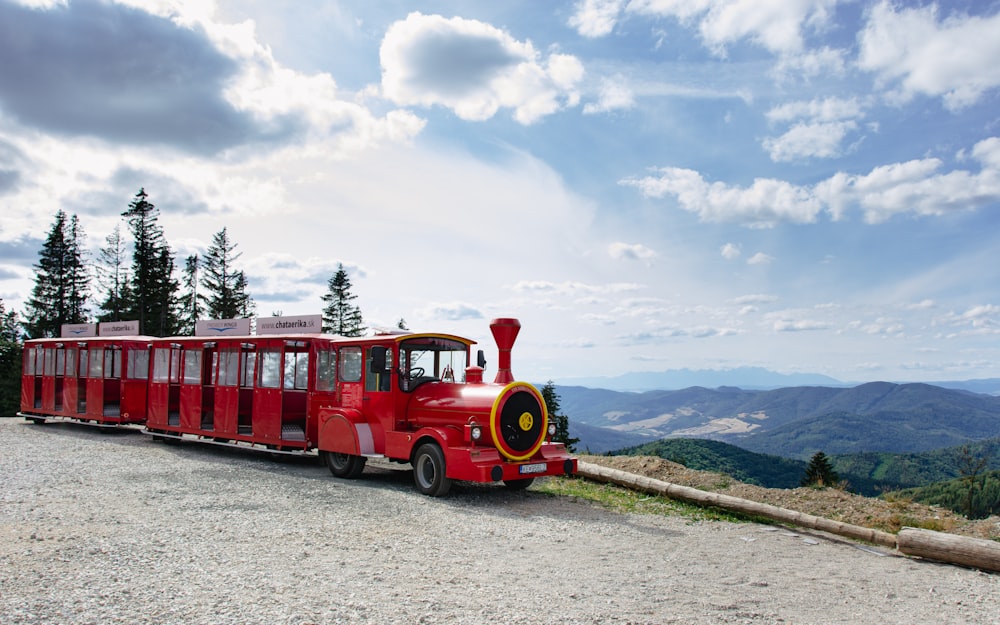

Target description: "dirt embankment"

left=579, top=454, right=1000, bottom=541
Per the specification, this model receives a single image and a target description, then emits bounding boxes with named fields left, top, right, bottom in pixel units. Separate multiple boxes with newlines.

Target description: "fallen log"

left=898, top=527, right=1000, bottom=573
left=577, top=461, right=898, bottom=548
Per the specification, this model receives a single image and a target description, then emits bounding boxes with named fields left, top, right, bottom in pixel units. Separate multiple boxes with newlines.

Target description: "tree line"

left=0, top=188, right=578, bottom=453
left=0, top=188, right=366, bottom=412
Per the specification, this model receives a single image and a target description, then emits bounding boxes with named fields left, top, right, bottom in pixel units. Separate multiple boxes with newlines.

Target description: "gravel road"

left=2, top=418, right=998, bottom=625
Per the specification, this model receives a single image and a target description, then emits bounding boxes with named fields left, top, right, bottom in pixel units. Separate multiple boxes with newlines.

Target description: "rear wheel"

left=413, top=443, right=451, bottom=497
left=503, top=478, right=534, bottom=491
left=323, top=451, right=366, bottom=478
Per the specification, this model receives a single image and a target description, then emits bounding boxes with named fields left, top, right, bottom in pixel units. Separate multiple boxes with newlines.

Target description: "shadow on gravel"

left=13, top=418, right=641, bottom=529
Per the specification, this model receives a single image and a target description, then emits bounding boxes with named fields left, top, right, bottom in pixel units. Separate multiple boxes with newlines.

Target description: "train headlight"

left=548, top=423, right=556, bottom=437
left=465, top=420, right=484, bottom=443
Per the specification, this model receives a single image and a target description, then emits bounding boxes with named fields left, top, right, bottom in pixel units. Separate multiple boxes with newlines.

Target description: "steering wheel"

left=408, top=367, right=426, bottom=380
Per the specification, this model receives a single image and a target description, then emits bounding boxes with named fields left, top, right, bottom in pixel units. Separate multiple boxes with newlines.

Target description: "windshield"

left=398, top=337, right=469, bottom=391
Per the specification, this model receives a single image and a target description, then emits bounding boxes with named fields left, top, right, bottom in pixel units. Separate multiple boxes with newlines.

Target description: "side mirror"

left=477, top=349, right=486, bottom=369
left=370, top=346, right=388, bottom=373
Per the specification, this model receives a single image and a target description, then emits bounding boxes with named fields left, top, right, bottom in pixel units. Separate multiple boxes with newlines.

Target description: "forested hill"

left=559, top=381, right=1000, bottom=458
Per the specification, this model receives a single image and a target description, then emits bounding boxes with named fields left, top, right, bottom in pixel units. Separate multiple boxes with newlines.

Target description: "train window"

left=79, top=349, right=89, bottom=378
left=55, top=348, right=65, bottom=376
left=339, top=347, right=362, bottom=383
left=365, top=347, right=392, bottom=392
left=239, top=351, right=256, bottom=388
left=316, top=348, right=336, bottom=391
left=258, top=348, right=282, bottom=388
left=183, top=350, right=201, bottom=384
left=25, top=346, right=38, bottom=375
left=104, top=348, right=121, bottom=379
left=90, top=350, right=104, bottom=378
left=66, top=348, right=77, bottom=377
left=44, top=348, right=55, bottom=376
left=153, top=348, right=172, bottom=382
left=218, top=348, right=240, bottom=387
left=128, top=348, right=149, bottom=380
left=398, top=337, right=469, bottom=390
left=284, top=351, right=309, bottom=390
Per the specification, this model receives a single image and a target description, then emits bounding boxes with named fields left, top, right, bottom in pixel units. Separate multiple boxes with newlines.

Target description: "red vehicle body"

left=19, top=318, right=577, bottom=496
left=19, top=336, right=152, bottom=426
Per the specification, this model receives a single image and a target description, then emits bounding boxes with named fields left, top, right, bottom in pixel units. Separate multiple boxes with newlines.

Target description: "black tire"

left=412, top=443, right=451, bottom=497
left=323, top=451, right=366, bottom=479
left=503, top=477, right=534, bottom=491
left=27, top=417, right=46, bottom=425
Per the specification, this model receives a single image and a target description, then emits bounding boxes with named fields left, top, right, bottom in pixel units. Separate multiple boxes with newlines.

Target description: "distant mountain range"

left=553, top=367, right=1000, bottom=395
left=558, top=381, right=1000, bottom=458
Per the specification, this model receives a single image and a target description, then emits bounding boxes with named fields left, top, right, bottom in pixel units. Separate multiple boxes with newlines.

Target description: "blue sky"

left=1, top=0, right=1000, bottom=384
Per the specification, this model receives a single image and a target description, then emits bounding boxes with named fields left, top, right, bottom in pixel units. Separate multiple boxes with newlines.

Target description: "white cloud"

left=568, top=0, right=626, bottom=38
left=764, top=120, right=859, bottom=162
left=583, top=77, right=635, bottom=114
left=379, top=12, right=584, bottom=124
left=609, top=242, right=657, bottom=261
left=621, top=167, right=824, bottom=227
left=774, top=318, right=829, bottom=332
left=858, top=2, right=1000, bottom=110
left=624, top=0, right=838, bottom=56
left=763, top=97, right=865, bottom=161
left=624, top=136, right=1000, bottom=226
left=720, top=242, right=741, bottom=260
left=747, top=252, right=773, bottom=265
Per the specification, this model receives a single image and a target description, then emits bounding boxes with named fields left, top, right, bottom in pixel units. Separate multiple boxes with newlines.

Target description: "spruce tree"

left=121, top=188, right=179, bottom=336
left=177, top=254, right=202, bottom=335
left=95, top=223, right=132, bottom=322
left=201, top=227, right=254, bottom=320
left=23, top=210, right=90, bottom=337
left=321, top=263, right=365, bottom=336
left=801, top=451, right=839, bottom=487
left=0, top=299, right=22, bottom=416
left=541, top=380, right=579, bottom=452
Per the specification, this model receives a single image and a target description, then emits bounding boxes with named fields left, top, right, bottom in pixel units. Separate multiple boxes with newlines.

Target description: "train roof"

left=26, top=331, right=477, bottom=348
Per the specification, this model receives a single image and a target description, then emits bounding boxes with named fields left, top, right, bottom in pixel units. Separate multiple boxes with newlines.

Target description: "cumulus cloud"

left=609, top=242, right=657, bottom=261
left=621, top=167, right=824, bottom=227
left=623, top=136, right=1000, bottom=226
left=583, top=77, right=636, bottom=114
left=747, top=252, right=773, bottom=265
left=720, top=242, right=741, bottom=260
left=574, top=0, right=837, bottom=57
left=763, top=97, right=866, bottom=162
left=380, top=12, right=583, bottom=124
left=0, top=1, right=423, bottom=156
left=858, top=2, right=1000, bottom=110
left=0, top=1, right=258, bottom=153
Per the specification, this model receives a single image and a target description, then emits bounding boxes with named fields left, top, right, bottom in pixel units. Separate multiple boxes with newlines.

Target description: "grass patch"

left=535, top=475, right=765, bottom=525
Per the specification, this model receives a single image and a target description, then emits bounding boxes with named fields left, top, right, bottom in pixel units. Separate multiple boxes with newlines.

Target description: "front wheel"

left=322, top=451, right=366, bottom=479
left=413, top=443, right=451, bottom=497
left=503, top=478, right=534, bottom=491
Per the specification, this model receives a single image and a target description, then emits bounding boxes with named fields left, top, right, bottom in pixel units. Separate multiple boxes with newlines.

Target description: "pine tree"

left=541, top=380, right=579, bottom=452
left=23, top=210, right=90, bottom=337
left=177, top=254, right=202, bottom=335
left=201, top=227, right=254, bottom=320
left=801, top=451, right=839, bottom=487
left=95, top=223, right=133, bottom=322
left=121, top=188, right=179, bottom=336
left=0, top=299, right=22, bottom=416
left=321, top=263, right=365, bottom=336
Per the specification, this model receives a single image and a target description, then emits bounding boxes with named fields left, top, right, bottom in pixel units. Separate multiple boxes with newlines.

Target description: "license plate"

left=519, top=462, right=547, bottom=475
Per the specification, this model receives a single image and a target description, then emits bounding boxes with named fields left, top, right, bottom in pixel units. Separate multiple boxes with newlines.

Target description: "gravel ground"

left=1, top=418, right=998, bottom=625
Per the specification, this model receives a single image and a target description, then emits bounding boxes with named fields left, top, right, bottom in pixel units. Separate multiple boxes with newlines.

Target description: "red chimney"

left=490, top=318, right=520, bottom=384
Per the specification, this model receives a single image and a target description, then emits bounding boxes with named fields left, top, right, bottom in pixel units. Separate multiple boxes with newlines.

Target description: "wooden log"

left=577, top=461, right=898, bottom=548
left=897, top=527, right=1000, bottom=573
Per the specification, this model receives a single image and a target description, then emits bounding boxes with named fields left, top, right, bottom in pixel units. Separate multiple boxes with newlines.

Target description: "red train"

left=19, top=317, right=577, bottom=496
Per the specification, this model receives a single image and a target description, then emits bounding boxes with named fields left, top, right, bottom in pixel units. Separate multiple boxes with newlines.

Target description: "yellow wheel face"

left=518, top=412, right=534, bottom=431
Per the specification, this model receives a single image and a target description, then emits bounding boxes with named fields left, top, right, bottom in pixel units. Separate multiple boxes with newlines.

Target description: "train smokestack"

left=490, top=318, right=520, bottom=384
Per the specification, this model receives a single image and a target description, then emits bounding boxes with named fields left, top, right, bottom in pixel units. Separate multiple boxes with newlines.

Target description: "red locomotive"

left=19, top=317, right=577, bottom=496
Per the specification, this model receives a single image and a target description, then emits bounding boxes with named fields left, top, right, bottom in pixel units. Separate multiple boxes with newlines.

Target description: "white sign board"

left=61, top=323, right=97, bottom=338
left=98, top=320, right=140, bottom=337
left=255, top=314, right=323, bottom=335
left=195, top=318, right=251, bottom=337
